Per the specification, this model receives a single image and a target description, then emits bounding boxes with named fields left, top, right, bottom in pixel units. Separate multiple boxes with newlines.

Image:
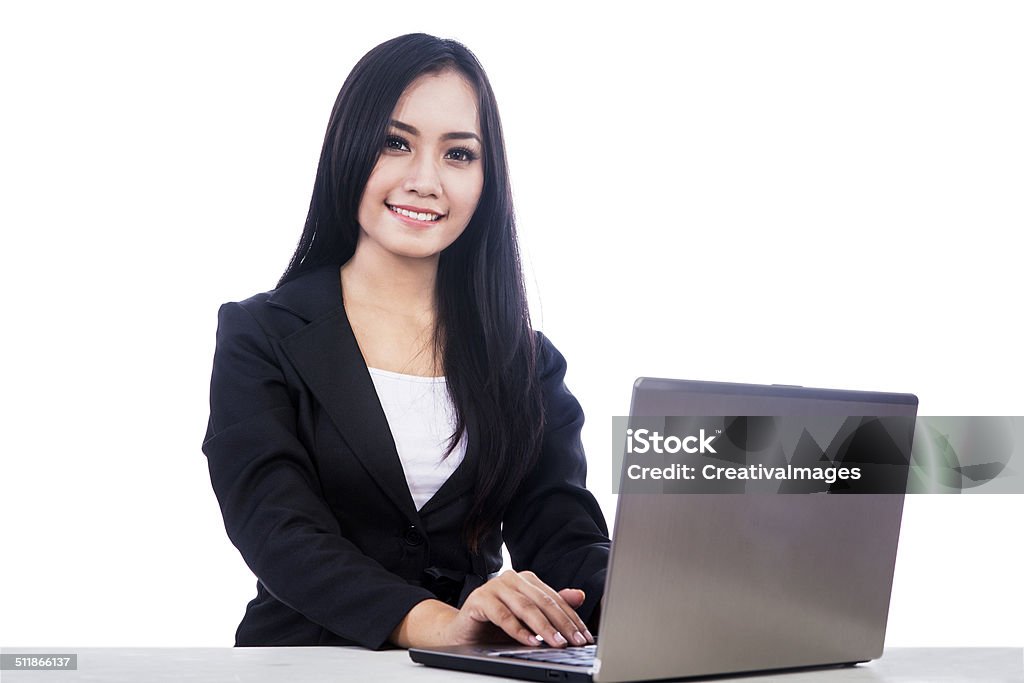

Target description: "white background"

left=1, top=1, right=1021, bottom=648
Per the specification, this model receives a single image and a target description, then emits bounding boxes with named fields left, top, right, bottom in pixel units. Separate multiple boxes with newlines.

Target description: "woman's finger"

left=490, top=571, right=585, bottom=647
left=496, top=582, right=577, bottom=647
left=470, top=590, right=544, bottom=647
left=558, top=588, right=585, bottom=608
left=515, top=573, right=592, bottom=645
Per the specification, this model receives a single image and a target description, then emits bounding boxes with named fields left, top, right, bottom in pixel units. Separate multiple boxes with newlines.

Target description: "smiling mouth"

left=387, top=204, right=444, bottom=222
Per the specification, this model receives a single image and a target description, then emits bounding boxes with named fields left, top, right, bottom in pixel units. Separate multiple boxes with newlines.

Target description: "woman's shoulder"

left=219, top=265, right=343, bottom=339
left=529, top=330, right=585, bottom=429
left=532, top=329, right=571, bottom=384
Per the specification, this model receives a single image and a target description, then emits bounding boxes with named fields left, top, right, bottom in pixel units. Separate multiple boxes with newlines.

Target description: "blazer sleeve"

left=502, top=332, right=610, bottom=626
left=202, top=302, right=435, bottom=649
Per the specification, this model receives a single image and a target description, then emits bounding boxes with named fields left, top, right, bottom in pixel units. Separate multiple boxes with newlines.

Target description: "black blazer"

left=202, top=265, right=610, bottom=649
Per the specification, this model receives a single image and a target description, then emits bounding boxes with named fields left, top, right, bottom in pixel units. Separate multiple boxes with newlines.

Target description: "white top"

left=367, top=367, right=467, bottom=510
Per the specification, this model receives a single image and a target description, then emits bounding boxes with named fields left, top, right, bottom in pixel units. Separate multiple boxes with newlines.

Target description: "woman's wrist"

left=390, top=598, right=459, bottom=648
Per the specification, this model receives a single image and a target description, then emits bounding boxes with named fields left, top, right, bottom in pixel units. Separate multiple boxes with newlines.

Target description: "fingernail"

left=584, top=629, right=595, bottom=644
left=553, top=632, right=568, bottom=646
left=573, top=631, right=587, bottom=645
left=531, top=634, right=542, bottom=647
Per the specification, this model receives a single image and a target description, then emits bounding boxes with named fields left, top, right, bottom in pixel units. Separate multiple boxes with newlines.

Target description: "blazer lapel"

left=417, top=420, right=478, bottom=517
left=269, top=266, right=421, bottom=526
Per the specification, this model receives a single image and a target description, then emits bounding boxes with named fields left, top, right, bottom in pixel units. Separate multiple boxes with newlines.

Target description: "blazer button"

left=403, top=526, right=424, bottom=547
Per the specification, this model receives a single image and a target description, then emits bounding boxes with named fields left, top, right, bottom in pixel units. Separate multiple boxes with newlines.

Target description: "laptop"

left=410, top=378, right=919, bottom=682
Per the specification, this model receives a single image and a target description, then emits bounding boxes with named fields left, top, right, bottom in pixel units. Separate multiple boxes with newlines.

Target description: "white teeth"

left=389, top=205, right=441, bottom=221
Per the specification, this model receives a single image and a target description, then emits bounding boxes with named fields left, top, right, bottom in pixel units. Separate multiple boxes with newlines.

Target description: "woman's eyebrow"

left=390, top=119, right=481, bottom=144
left=441, top=131, right=482, bottom=144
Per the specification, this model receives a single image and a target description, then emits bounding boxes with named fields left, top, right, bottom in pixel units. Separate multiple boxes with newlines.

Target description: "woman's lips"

left=387, top=203, right=444, bottom=223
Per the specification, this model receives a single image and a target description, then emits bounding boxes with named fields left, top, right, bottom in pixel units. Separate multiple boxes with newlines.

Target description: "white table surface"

left=0, top=647, right=1020, bottom=682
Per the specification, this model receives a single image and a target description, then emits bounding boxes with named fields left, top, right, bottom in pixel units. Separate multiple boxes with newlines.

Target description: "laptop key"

left=497, top=645, right=596, bottom=667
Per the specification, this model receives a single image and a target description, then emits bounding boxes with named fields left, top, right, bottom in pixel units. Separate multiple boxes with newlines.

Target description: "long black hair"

left=279, top=34, right=543, bottom=553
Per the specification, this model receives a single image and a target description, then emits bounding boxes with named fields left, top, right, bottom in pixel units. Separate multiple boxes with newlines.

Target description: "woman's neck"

left=340, top=240, right=438, bottom=317
left=340, top=239, right=442, bottom=377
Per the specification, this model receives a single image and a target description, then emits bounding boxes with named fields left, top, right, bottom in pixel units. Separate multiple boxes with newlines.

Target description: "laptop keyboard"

left=495, top=644, right=596, bottom=668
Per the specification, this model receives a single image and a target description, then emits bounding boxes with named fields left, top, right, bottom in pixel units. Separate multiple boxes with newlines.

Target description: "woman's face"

left=356, top=69, right=484, bottom=263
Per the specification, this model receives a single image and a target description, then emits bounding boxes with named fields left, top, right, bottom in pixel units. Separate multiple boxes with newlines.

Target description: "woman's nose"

left=402, top=155, right=443, bottom=198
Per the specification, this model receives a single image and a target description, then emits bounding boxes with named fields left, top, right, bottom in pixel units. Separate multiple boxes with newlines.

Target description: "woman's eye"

left=446, top=147, right=478, bottom=163
left=384, top=135, right=410, bottom=152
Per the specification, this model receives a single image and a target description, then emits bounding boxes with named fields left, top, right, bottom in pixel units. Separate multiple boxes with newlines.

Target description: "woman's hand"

left=391, top=570, right=595, bottom=649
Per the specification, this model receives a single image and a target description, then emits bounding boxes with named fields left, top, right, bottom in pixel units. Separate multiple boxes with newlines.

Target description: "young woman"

left=202, top=33, right=610, bottom=651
